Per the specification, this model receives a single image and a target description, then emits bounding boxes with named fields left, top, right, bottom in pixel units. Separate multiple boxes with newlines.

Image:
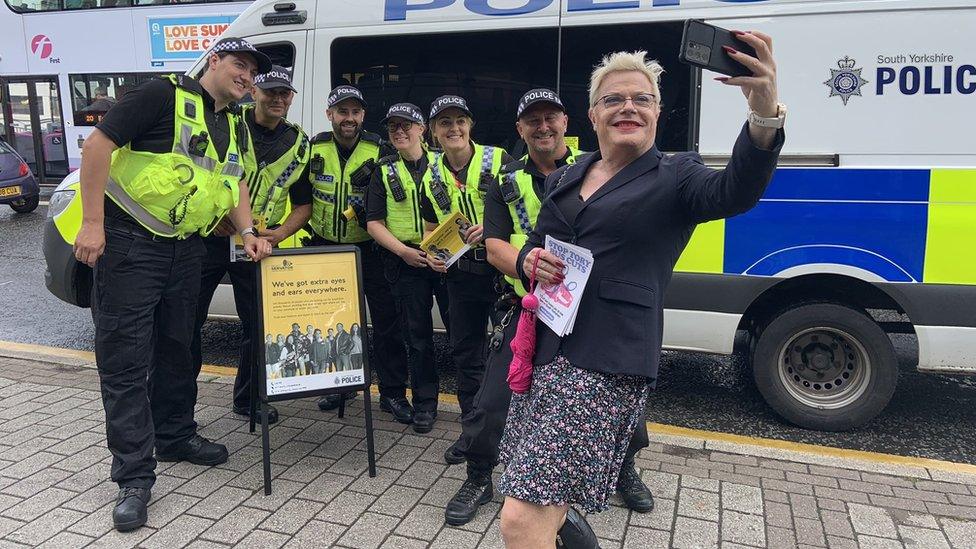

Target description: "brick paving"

left=2, top=353, right=976, bottom=548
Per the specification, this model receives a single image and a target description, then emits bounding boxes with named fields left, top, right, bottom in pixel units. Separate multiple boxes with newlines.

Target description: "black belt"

left=104, top=216, right=183, bottom=243
left=455, top=256, right=494, bottom=276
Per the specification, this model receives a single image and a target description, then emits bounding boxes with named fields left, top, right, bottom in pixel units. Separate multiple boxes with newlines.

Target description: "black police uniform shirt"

left=483, top=148, right=576, bottom=243
left=243, top=107, right=312, bottom=212
left=417, top=149, right=515, bottom=225
left=95, top=77, right=233, bottom=221
left=365, top=154, right=430, bottom=223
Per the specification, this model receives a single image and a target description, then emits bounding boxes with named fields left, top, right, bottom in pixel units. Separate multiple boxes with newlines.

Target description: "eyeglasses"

left=595, top=93, right=658, bottom=110
left=387, top=120, right=415, bottom=133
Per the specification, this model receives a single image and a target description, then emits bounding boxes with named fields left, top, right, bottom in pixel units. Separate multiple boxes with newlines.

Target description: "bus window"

left=331, top=28, right=558, bottom=153
left=68, top=73, right=160, bottom=126
left=559, top=21, right=694, bottom=153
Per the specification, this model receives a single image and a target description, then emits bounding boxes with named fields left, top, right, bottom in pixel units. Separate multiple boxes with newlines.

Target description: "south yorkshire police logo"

left=824, top=56, right=869, bottom=105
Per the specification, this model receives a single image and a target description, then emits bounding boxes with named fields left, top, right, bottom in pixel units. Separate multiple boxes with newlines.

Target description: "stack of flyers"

left=420, top=211, right=474, bottom=268
left=533, top=235, right=594, bottom=337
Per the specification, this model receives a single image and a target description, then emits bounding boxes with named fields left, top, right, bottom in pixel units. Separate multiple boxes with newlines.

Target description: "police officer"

left=444, top=89, right=653, bottom=527
left=73, top=37, right=273, bottom=532
left=305, top=86, right=411, bottom=416
left=421, top=95, right=511, bottom=453
left=366, top=103, right=450, bottom=433
left=191, top=65, right=312, bottom=427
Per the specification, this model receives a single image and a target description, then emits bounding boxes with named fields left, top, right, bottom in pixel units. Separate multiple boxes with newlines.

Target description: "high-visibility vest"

left=499, top=148, right=583, bottom=295
left=240, top=104, right=310, bottom=227
left=105, top=74, right=244, bottom=238
left=378, top=151, right=436, bottom=246
left=307, top=131, right=383, bottom=243
left=423, top=142, right=505, bottom=226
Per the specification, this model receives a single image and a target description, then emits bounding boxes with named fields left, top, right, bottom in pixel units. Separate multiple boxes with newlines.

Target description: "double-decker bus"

left=0, top=0, right=250, bottom=185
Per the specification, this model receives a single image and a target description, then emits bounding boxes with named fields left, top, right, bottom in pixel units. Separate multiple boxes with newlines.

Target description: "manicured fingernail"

left=714, top=77, right=730, bottom=82
left=723, top=45, right=737, bottom=54
left=732, top=30, right=746, bottom=36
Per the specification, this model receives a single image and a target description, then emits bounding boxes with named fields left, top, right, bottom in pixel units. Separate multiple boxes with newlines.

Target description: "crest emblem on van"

left=824, top=56, right=869, bottom=105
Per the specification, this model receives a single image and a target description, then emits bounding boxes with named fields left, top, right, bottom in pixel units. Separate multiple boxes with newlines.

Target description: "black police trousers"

left=93, top=221, right=205, bottom=489
left=307, top=237, right=411, bottom=400
left=382, top=251, right=449, bottom=412
left=445, top=267, right=497, bottom=417
left=460, top=302, right=650, bottom=480
left=191, top=235, right=259, bottom=415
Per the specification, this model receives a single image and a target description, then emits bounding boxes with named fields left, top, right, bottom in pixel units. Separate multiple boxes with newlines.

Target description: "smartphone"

left=678, top=19, right=757, bottom=78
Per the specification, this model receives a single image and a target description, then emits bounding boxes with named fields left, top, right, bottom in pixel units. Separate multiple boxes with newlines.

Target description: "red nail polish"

left=723, top=45, right=737, bottom=54
left=732, top=30, right=746, bottom=36
left=714, top=77, right=729, bottom=82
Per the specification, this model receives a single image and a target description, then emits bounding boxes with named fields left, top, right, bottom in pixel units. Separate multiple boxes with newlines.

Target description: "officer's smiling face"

left=432, top=108, right=472, bottom=154
left=327, top=99, right=365, bottom=141
left=255, top=87, right=294, bottom=120
left=386, top=117, right=425, bottom=153
left=588, top=70, right=660, bottom=156
left=209, top=52, right=259, bottom=102
left=517, top=105, right=568, bottom=156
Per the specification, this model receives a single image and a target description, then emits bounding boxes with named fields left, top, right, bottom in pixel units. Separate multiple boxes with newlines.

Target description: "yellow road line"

left=2, top=339, right=973, bottom=475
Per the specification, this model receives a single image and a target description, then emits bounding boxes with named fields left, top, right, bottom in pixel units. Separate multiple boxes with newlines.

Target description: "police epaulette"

left=310, top=131, right=334, bottom=144
left=377, top=153, right=400, bottom=166
left=360, top=131, right=383, bottom=145
left=499, top=159, right=526, bottom=174
left=172, top=74, right=204, bottom=95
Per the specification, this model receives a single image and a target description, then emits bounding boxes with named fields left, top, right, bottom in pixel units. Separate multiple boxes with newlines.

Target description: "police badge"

left=824, top=56, right=869, bottom=105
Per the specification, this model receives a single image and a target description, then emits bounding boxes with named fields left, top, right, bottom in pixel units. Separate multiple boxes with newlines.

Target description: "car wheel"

left=10, top=195, right=39, bottom=213
left=753, top=302, right=898, bottom=431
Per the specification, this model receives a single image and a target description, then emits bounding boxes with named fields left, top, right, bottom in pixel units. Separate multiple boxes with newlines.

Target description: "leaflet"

left=230, top=215, right=268, bottom=263
left=420, top=211, right=473, bottom=268
left=533, top=235, right=593, bottom=337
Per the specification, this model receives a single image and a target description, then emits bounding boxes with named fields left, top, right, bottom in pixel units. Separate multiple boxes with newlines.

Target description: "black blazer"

left=517, top=123, right=783, bottom=382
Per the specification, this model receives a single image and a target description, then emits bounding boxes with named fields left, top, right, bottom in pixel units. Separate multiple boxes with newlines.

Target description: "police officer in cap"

left=421, top=95, right=512, bottom=453
left=366, top=103, right=450, bottom=432
left=443, top=89, right=653, bottom=530
left=73, top=36, right=273, bottom=531
left=305, top=86, right=410, bottom=415
left=191, top=64, right=312, bottom=426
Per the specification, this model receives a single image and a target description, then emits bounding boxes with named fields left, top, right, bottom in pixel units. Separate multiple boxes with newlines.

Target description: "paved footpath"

left=2, top=353, right=976, bottom=549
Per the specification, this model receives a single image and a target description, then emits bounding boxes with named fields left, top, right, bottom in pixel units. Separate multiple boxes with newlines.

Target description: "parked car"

left=0, top=139, right=40, bottom=213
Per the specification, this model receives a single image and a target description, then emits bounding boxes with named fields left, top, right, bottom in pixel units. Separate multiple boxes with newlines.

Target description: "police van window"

left=559, top=21, right=693, bottom=153
left=331, top=28, right=558, bottom=153
left=69, top=73, right=160, bottom=126
left=257, top=42, right=295, bottom=71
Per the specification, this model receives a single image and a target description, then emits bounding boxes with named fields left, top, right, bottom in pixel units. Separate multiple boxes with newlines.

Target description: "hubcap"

left=776, top=326, right=871, bottom=410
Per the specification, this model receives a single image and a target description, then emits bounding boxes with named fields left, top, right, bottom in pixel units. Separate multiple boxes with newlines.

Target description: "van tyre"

left=10, top=195, right=39, bottom=213
left=752, top=302, right=897, bottom=432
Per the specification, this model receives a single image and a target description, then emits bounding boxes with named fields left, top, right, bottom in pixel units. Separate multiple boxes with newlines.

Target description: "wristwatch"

left=748, top=103, right=787, bottom=129
left=239, top=226, right=257, bottom=238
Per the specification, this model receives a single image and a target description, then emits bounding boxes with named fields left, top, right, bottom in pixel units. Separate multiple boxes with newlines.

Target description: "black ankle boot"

left=616, top=460, right=654, bottom=513
left=556, top=507, right=600, bottom=548
left=444, top=477, right=493, bottom=526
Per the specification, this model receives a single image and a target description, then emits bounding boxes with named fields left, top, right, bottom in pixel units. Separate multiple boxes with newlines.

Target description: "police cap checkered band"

left=381, top=103, right=425, bottom=126
left=254, top=65, right=297, bottom=92
left=208, top=37, right=272, bottom=73
left=327, top=85, right=367, bottom=109
left=517, top=88, right=565, bottom=119
left=429, top=95, right=473, bottom=120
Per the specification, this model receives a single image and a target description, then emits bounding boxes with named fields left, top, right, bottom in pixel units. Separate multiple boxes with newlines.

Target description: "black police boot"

left=412, top=410, right=436, bottom=434
left=378, top=396, right=414, bottom=424
left=556, top=507, right=600, bottom=549
left=318, top=392, right=357, bottom=411
left=616, top=459, right=654, bottom=513
left=444, top=476, right=493, bottom=526
left=232, top=403, right=279, bottom=424
left=444, top=437, right=466, bottom=465
left=156, top=434, right=228, bottom=466
left=112, top=486, right=151, bottom=532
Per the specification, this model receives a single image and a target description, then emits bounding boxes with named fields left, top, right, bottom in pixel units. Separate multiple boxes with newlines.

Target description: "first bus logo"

left=30, top=35, right=59, bottom=63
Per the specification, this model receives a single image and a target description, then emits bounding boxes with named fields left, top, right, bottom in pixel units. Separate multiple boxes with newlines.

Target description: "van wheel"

left=752, top=302, right=897, bottom=431
left=10, top=195, right=39, bottom=213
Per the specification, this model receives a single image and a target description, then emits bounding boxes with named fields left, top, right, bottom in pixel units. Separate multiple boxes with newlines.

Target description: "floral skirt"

left=498, top=354, right=649, bottom=513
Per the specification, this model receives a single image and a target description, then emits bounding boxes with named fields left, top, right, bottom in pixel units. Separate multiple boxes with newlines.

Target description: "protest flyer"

left=534, top=236, right=594, bottom=337
left=420, top=211, right=473, bottom=268
left=230, top=216, right=268, bottom=263
left=258, top=250, right=367, bottom=399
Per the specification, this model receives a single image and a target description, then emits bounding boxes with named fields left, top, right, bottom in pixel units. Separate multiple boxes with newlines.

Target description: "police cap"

left=429, top=95, right=473, bottom=120
left=328, top=85, right=367, bottom=109
left=516, top=88, right=566, bottom=119
left=381, top=103, right=425, bottom=126
left=254, top=65, right=297, bottom=93
left=208, top=37, right=272, bottom=74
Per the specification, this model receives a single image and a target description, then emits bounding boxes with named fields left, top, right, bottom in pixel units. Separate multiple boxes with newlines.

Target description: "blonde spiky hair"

left=589, top=50, right=664, bottom=107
